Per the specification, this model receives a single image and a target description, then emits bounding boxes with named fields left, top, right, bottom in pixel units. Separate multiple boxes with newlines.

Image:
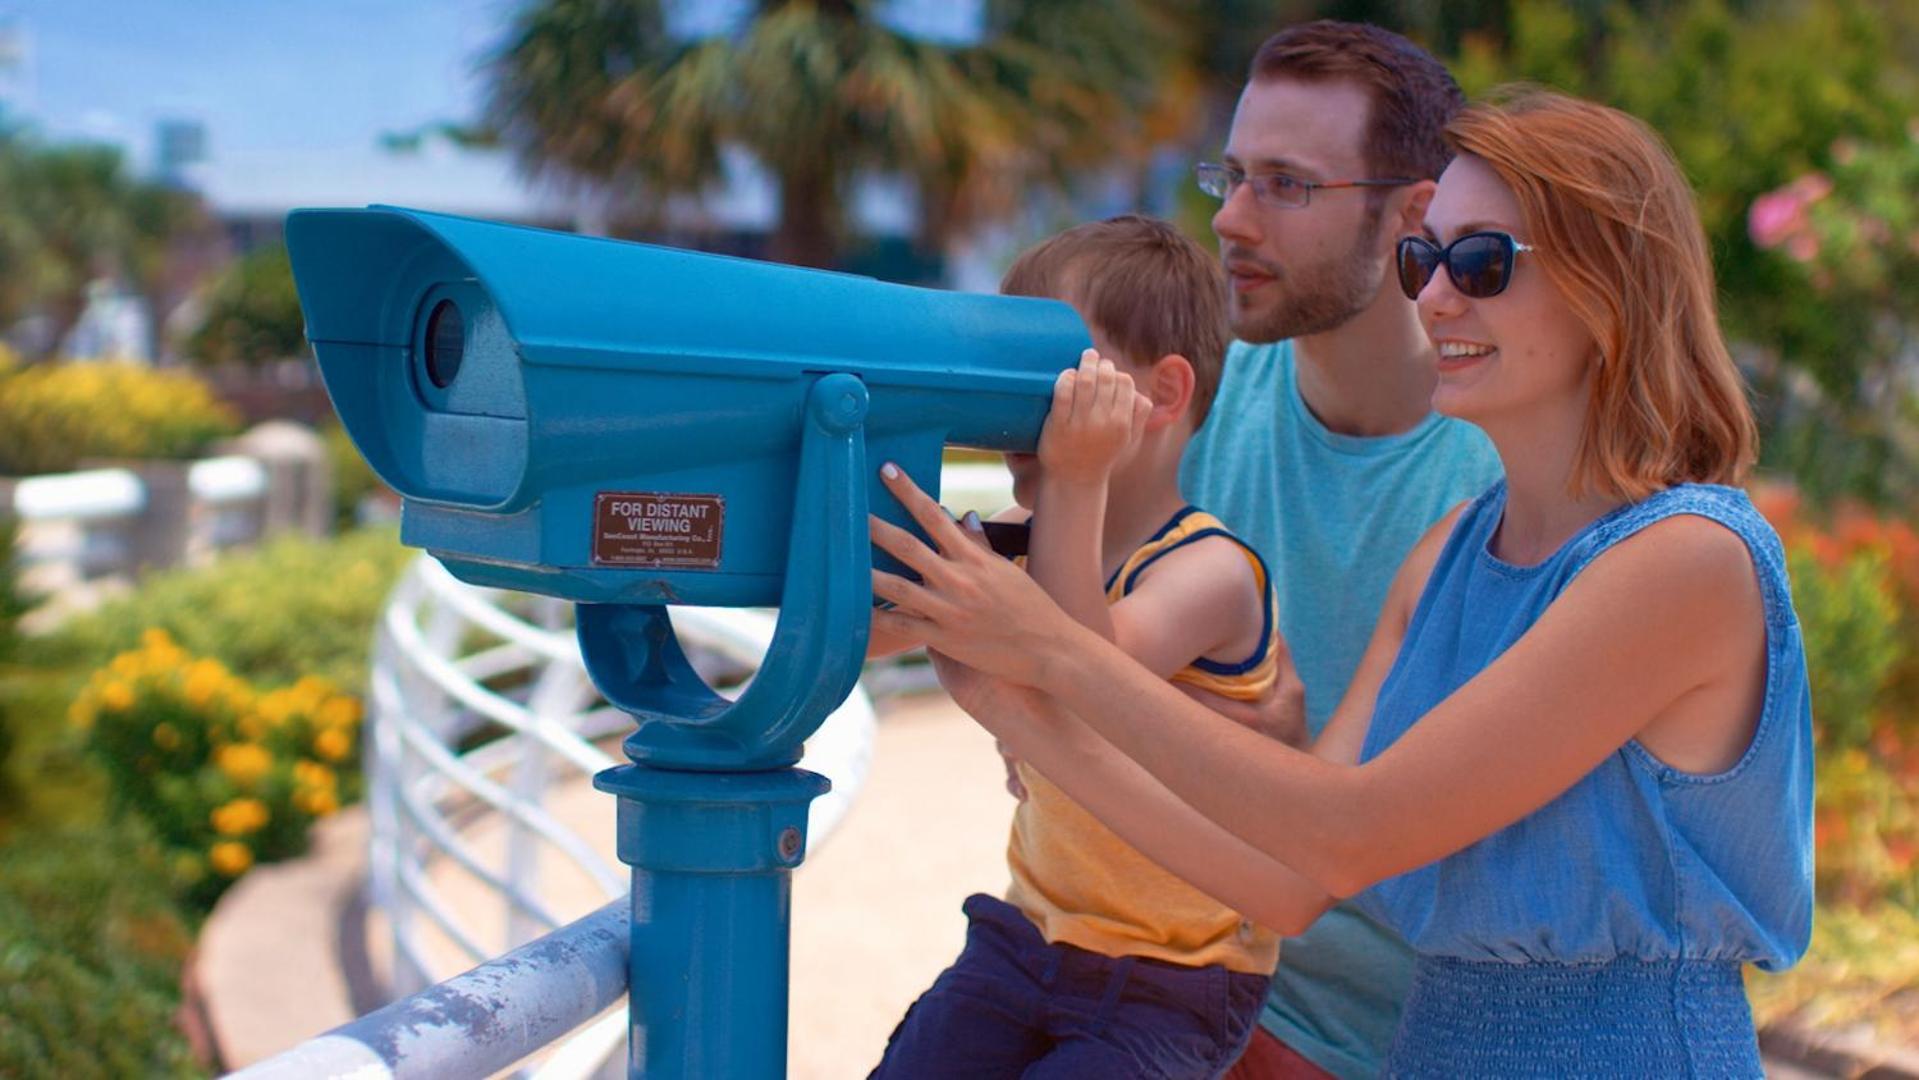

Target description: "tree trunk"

left=770, top=168, right=838, bottom=269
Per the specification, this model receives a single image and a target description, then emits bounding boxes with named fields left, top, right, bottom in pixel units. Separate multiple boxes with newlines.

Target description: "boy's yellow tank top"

left=1005, top=506, right=1282, bottom=975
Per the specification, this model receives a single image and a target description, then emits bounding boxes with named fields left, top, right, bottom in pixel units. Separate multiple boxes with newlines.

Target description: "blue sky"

left=3, top=0, right=550, bottom=215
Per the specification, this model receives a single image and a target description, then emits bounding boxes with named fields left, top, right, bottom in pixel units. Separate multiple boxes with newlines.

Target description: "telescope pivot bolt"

left=811, top=372, right=869, bottom=434
left=777, top=826, right=803, bottom=863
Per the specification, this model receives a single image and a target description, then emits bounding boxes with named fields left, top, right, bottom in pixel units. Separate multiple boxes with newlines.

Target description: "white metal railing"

left=361, top=557, right=879, bottom=1078
left=5, top=455, right=274, bottom=612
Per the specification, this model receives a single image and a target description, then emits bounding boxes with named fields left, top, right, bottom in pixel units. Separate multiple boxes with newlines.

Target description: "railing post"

left=593, top=765, right=829, bottom=1080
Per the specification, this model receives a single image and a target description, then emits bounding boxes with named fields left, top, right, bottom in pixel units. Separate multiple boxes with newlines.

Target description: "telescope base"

left=594, top=763, right=832, bottom=1080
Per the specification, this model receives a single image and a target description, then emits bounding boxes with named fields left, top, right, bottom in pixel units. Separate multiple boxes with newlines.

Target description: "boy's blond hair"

left=1000, top=215, right=1229, bottom=427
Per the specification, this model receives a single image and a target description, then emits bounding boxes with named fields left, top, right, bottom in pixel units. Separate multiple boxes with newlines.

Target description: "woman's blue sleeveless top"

left=1355, top=482, right=1814, bottom=1078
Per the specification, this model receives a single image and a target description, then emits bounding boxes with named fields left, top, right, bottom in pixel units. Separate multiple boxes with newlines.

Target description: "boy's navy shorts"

left=870, top=893, right=1270, bottom=1079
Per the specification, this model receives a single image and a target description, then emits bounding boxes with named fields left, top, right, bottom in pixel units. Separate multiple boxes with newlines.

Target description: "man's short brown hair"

left=1000, top=215, right=1229, bottom=427
left=1250, top=21, right=1463, bottom=182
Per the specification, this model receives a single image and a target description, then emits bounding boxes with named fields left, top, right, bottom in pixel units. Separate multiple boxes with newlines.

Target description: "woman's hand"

left=869, top=463, right=1086, bottom=689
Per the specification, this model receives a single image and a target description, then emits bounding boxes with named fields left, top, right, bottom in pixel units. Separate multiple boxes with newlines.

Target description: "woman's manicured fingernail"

left=962, top=510, right=983, bottom=533
left=881, top=462, right=899, bottom=480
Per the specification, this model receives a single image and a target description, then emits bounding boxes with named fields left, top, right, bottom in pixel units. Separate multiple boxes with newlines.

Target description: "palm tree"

left=483, top=0, right=1185, bottom=268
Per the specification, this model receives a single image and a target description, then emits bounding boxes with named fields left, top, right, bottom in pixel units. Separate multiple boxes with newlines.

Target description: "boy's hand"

left=1037, top=349, right=1153, bottom=484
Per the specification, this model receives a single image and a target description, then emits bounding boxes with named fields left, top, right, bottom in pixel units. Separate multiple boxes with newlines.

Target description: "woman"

left=868, top=89, right=1812, bottom=1077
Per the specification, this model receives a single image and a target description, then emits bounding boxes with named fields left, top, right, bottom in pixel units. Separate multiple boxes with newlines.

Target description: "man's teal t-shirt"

left=1180, top=338, right=1501, bottom=1080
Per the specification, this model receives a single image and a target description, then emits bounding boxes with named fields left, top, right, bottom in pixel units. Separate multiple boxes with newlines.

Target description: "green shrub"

left=322, top=419, right=388, bottom=528
left=1789, top=544, right=1903, bottom=754
left=72, top=630, right=363, bottom=912
left=0, top=823, right=203, bottom=1079
left=184, top=242, right=304, bottom=369
left=1771, top=511, right=1919, bottom=907
left=52, top=526, right=412, bottom=692
left=0, top=361, right=240, bottom=476
left=0, top=517, right=21, bottom=821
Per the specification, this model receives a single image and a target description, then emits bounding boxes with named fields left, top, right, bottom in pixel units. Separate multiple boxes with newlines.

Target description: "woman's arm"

left=932, top=652, right=1336, bottom=934
left=873, top=466, right=1765, bottom=898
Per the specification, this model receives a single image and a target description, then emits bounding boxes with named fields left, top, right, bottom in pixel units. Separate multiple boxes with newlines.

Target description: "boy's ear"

left=1143, top=354, right=1196, bottom=432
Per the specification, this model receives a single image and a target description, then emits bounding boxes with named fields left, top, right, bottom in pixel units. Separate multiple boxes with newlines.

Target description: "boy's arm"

left=1025, top=351, right=1150, bottom=640
left=1105, top=537, right=1264, bottom=681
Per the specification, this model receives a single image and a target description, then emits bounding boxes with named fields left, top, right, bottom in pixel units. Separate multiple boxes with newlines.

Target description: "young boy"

left=869, top=215, right=1282, bottom=1078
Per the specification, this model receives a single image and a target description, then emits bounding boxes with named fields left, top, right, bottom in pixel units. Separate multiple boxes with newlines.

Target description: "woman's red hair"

left=1448, top=89, right=1758, bottom=500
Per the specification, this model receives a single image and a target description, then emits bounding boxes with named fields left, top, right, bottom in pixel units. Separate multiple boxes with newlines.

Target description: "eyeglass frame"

left=1194, top=161, right=1420, bottom=210
left=1395, top=231, right=1539, bottom=301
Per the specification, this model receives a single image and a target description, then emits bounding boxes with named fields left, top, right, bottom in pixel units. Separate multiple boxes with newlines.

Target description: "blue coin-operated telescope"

left=286, top=206, right=1086, bottom=1079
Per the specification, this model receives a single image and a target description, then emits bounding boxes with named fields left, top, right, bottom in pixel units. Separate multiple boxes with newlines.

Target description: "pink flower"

left=1749, top=190, right=1804, bottom=249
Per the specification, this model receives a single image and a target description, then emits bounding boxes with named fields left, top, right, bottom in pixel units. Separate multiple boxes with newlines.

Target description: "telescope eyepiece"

left=424, top=299, right=465, bottom=389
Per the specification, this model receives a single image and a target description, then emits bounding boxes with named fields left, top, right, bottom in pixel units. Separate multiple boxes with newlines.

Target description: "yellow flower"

left=211, top=797, right=270, bottom=836
left=152, top=722, right=181, bottom=750
left=111, top=653, right=143, bottom=677
left=257, top=691, right=294, bottom=728
left=215, top=742, right=274, bottom=788
left=294, top=760, right=337, bottom=790
left=312, top=726, right=353, bottom=763
left=140, top=627, right=174, bottom=651
left=184, top=659, right=229, bottom=708
left=318, top=696, right=363, bottom=729
left=209, top=841, right=253, bottom=876
left=294, top=675, right=335, bottom=701
left=295, top=787, right=340, bottom=817
left=100, top=681, right=135, bottom=712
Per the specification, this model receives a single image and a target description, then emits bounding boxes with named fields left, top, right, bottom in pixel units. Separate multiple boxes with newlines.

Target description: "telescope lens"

left=423, top=300, right=465, bottom=389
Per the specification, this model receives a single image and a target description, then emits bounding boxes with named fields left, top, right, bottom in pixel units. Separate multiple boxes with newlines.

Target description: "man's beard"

left=1229, top=211, right=1386, bottom=344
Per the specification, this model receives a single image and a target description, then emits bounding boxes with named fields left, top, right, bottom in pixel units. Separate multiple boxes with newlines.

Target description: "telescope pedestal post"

left=595, top=763, right=831, bottom=1080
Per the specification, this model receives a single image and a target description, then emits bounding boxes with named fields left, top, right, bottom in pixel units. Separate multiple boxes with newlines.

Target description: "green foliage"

left=0, top=823, right=204, bottom=1079
left=1789, top=545, right=1902, bottom=753
left=50, top=527, right=411, bottom=692
left=73, top=630, right=363, bottom=912
left=0, top=361, right=240, bottom=476
left=0, top=517, right=22, bottom=821
left=0, top=121, right=207, bottom=353
left=322, top=419, right=388, bottom=528
left=1761, top=490, right=1919, bottom=908
left=185, top=242, right=307, bottom=368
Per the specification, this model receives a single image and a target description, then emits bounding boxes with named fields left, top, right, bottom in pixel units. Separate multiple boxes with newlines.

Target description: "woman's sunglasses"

left=1396, top=231, right=1537, bottom=300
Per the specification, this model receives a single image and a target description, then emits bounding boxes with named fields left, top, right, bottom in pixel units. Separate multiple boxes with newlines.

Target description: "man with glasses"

left=1178, top=21, right=1502, bottom=1080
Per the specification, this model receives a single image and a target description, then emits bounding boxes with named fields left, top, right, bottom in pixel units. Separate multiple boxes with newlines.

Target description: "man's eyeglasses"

left=1194, top=162, right=1417, bottom=210
left=1396, top=232, right=1537, bottom=300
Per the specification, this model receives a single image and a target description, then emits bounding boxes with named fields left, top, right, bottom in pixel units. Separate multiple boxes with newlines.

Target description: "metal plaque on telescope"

left=593, top=492, right=726, bottom=569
